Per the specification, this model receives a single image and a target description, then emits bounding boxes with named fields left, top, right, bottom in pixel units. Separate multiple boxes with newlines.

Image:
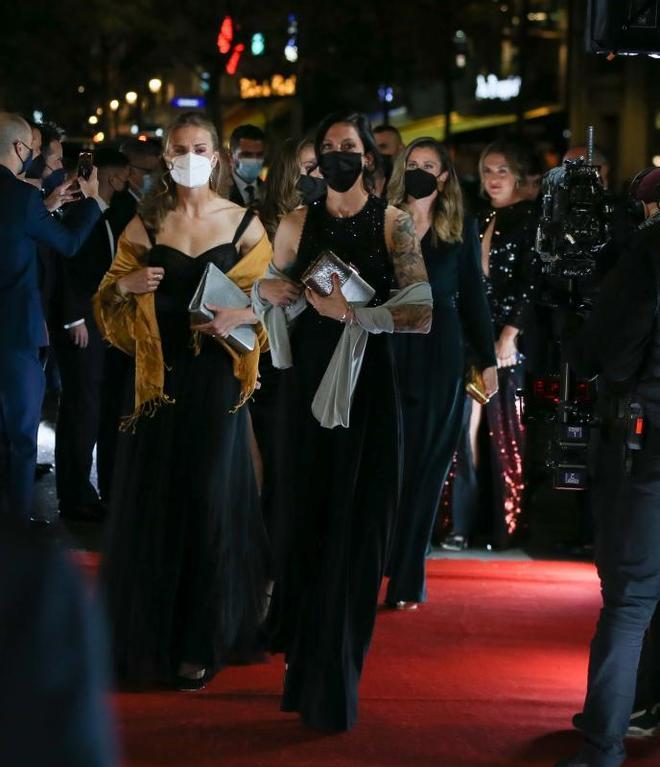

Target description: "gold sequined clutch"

left=466, top=366, right=491, bottom=405
left=301, top=250, right=375, bottom=304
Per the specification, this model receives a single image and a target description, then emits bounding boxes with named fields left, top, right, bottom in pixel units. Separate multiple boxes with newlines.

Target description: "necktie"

left=245, top=185, right=255, bottom=205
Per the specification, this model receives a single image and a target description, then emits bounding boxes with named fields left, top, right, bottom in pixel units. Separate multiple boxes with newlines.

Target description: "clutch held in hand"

left=465, top=365, right=491, bottom=405
left=188, top=262, right=256, bottom=353
left=301, top=249, right=376, bottom=305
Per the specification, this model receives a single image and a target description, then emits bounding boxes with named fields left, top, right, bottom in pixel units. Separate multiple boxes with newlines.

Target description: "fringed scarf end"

left=119, top=394, right=175, bottom=433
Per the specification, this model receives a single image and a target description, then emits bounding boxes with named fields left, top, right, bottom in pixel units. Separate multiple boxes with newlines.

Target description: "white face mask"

left=169, top=152, right=214, bottom=188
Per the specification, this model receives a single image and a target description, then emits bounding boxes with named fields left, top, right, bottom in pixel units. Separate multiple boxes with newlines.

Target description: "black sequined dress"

left=101, top=213, right=269, bottom=684
left=268, top=195, right=400, bottom=731
left=450, top=200, right=539, bottom=547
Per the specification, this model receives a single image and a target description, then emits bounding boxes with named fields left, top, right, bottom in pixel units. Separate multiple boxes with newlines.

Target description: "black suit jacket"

left=0, top=517, right=117, bottom=767
left=0, top=166, right=101, bottom=350
left=228, top=176, right=265, bottom=208
left=60, top=195, right=137, bottom=327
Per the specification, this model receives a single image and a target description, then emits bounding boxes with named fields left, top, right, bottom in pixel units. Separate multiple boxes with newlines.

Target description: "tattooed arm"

left=385, top=207, right=432, bottom=333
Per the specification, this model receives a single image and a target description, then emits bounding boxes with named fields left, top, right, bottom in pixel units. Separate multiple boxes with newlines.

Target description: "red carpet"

left=76, top=555, right=660, bottom=767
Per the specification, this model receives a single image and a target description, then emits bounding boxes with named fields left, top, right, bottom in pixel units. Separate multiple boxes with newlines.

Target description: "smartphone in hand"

left=77, top=151, right=94, bottom=180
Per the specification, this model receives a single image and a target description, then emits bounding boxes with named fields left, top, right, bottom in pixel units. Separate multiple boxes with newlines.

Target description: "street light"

left=88, top=115, right=99, bottom=125
left=96, top=107, right=103, bottom=116
left=125, top=91, right=138, bottom=105
left=109, top=99, right=120, bottom=111
left=148, top=78, right=162, bottom=94
left=93, top=131, right=105, bottom=143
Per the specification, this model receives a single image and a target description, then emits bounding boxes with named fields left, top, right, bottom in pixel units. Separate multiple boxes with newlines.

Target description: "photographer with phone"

left=0, top=113, right=104, bottom=521
left=557, top=168, right=660, bottom=767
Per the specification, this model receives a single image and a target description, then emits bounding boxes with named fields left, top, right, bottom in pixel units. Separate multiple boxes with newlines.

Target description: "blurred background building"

left=0, top=0, right=657, bottom=187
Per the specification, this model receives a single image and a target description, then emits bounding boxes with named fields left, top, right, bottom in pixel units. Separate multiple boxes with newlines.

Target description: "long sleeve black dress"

left=268, top=195, right=401, bottom=731
left=449, top=200, right=539, bottom=548
left=386, top=219, right=495, bottom=604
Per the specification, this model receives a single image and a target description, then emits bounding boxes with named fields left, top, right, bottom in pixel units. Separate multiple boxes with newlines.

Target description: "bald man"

left=0, top=113, right=104, bottom=520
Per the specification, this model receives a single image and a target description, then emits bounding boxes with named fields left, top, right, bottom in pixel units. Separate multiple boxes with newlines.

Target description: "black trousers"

left=96, top=347, right=130, bottom=504
left=634, top=602, right=660, bottom=711
left=248, top=352, right=281, bottom=537
left=576, top=421, right=660, bottom=766
left=54, top=324, right=105, bottom=509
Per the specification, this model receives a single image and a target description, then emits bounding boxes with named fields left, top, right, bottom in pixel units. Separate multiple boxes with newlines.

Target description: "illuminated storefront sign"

left=240, top=74, right=297, bottom=99
left=171, top=97, right=207, bottom=108
left=475, top=74, right=522, bottom=101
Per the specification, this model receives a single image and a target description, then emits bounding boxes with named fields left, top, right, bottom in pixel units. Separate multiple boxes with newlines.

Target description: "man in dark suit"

left=55, top=148, right=133, bottom=520
left=0, top=515, right=118, bottom=766
left=228, top=124, right=266, bottom=210
left=0, top=112, right=104, bottom=520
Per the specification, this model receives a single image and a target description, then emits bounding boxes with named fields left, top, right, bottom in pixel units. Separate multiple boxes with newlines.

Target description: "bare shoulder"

left=123, top=215, right=151, bottom=248
left=273, top=207, right=308, bottom=270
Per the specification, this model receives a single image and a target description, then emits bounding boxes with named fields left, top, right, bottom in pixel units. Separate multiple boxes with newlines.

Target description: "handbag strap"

left=231, top=209, right=255, bottom=247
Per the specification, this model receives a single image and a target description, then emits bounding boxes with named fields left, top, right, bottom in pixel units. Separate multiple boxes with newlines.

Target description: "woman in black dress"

left=94, top=112, right=270, bottom=689
left=258, top=111, right=431, bottom=731
left=384, top=138, right=496, bottom=609
left=444, top=141, right=539, bottom=550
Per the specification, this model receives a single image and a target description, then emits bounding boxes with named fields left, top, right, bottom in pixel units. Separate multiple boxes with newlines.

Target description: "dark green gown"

left=386, top=219, right=494, bottom=604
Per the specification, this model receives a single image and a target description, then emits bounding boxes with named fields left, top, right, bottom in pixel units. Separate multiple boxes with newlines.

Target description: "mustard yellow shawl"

left=93, top=232, right=272, bottom=430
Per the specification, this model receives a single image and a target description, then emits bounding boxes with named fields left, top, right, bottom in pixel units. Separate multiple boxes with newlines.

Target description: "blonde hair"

left=139, top=112, right=230, bottom=232
left=261, top=137, right=312, bottom=241
left=388, top=137, right=464, bottom=244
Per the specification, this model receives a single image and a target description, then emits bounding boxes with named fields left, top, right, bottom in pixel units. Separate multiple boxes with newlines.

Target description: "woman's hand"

left=305, top=274, right=352, bottom=322
left=117, top=267, right=164, bottom=296
left=481, top=365, right=498, bottom=398
left=257, top=278, right=303, bottom=307
left=495, top=327, right=519, bottom=368
left=192, top=306, right=256, bottom=339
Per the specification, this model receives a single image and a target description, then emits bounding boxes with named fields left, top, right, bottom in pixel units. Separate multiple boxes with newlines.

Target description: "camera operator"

left=557, top=168, right=660, bottom=767
left=0, top=113, right=104, bottom=521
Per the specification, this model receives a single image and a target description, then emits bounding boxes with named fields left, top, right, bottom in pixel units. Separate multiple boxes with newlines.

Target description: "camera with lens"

left=535, top=158, right=613, bottom=280
left=528, top=140, right=613, bottom=491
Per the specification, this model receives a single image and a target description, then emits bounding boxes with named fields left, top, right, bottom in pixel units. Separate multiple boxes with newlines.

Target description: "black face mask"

left=42, top=167, right=67, bottom=196
left=404, top=168, right=439, bottom=200
left=24, top=152, right=44, bottom=179
left=296, top=174, right=327, bottom=204
left=16, top=143, right=33, bottom=175
left=318, top=151, right=363, bottom=193
left=381, top=154, right=394, bottom=181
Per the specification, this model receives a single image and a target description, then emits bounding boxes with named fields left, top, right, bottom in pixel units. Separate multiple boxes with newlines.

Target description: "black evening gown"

left=386, top=220, right=494, bottom=604
left=450, top=201, right=539, bottom=547
left=268, top=195, right=401, bottom=731
left=101, top=215, right=269, bottom=684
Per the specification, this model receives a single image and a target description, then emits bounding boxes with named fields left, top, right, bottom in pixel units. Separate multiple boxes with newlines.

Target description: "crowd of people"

left=3, top=104, right=657, bottom=767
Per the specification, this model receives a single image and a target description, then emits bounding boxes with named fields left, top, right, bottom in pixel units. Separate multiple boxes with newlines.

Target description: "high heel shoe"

left=440, top=533, right=468, bottom=551
left=175, top=664, right=208, bottom=691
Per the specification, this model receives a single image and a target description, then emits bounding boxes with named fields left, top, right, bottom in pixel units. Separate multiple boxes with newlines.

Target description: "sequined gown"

left=449, top=200, right=538, bottom=547
left=386, top=220, right=495, bottom=604
left=268, top=195, right=400, bottom=731
left=101, top=213, right=269, bottom=684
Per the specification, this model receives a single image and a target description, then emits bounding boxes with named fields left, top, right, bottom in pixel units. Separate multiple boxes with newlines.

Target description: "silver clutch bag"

left=301, top=249, right=375, bottom=305
left=188, top=262, right=256, bottom=354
